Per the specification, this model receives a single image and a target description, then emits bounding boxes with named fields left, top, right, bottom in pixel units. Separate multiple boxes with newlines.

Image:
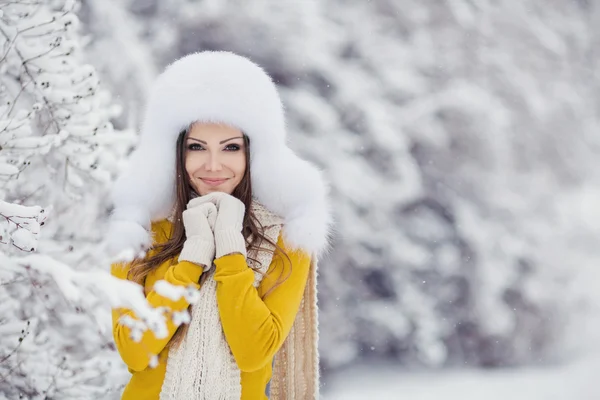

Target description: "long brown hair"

left=128, top=124, right=291, bottom=348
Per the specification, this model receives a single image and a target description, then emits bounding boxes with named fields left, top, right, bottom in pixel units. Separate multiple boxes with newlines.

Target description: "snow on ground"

left=322, top=354, right=600, bottom=400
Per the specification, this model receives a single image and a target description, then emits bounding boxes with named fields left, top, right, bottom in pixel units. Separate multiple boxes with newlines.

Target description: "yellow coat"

left=111, top=219, right=311, bottom=399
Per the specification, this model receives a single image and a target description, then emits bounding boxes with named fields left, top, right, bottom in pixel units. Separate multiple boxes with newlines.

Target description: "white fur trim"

left=252, top=147, right=333, bottom=255
left=107, top=51, right=332, bottom=258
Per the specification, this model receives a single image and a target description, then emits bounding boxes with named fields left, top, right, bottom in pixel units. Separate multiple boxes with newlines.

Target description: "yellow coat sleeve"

left=111, top=259, right=204, bottom=372
left=213, top=236, right=311, bottom=372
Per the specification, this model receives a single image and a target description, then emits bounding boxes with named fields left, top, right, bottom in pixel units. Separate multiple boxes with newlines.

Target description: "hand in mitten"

left=178, top=200, right=218, bottom=270
left=197, top=192, right=246, bottom=259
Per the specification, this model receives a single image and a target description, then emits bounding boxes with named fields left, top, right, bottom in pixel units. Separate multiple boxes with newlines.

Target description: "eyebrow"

left=187, top=136, right=244, bottom=145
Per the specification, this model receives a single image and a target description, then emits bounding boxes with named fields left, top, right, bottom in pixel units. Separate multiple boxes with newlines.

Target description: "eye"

left=224, top=143, right=241, bottom=151
left=187, top=143, right=204, bottom=151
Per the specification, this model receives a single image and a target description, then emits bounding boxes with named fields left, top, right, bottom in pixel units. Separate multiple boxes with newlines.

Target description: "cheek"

left=185, top=153, right=203, bottom=176
left=235, top=153, right=247, bottom=177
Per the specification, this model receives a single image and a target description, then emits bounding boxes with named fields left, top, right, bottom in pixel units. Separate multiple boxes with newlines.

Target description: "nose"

left=205, top=151, right=222, bottom=171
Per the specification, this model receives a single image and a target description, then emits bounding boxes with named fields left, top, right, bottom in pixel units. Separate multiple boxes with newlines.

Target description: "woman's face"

left=185, top=122, right=247, bottom=196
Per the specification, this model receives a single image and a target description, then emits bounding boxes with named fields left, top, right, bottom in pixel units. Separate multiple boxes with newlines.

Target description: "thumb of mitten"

left=182, top=202, right=217, bottom=237
left=202, top=202, right=217, bottom=231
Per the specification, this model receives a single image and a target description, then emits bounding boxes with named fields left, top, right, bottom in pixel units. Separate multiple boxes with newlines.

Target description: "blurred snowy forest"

left=2, top=0, right=600, bottom=399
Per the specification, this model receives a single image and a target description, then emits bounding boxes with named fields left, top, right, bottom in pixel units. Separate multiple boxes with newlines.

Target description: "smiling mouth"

left=200, top=178, right=229, bottom=186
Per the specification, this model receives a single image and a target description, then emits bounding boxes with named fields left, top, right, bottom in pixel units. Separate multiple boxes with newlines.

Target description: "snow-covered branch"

left=1, top=252, right=196, bottom=343
left=0, top=199, right=47, bottom=251
left=0, top=0, right=136, bottom=199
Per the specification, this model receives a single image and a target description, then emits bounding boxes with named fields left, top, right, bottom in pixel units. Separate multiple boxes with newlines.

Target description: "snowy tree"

left=0, top=1, right=177, bottom=398
left=77, top=0, right=158, bottom=129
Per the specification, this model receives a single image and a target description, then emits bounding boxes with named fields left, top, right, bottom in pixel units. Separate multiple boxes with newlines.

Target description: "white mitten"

left=178, top=201, right=218, bottom=270
left=198, top=192, right=247, bottom=259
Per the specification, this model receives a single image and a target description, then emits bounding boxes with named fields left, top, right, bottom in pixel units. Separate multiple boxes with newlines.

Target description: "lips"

left=200, top=178, right=228, bottom=187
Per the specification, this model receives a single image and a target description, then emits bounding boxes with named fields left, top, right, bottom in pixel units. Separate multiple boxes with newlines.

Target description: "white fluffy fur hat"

left=107, top=51, right=332, bottom=258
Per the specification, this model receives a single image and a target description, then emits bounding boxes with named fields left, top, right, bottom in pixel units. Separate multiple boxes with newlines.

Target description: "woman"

left=107, top=51, right=332, bottom=400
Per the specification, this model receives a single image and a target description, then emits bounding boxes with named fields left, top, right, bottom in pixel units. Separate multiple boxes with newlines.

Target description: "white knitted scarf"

left=160, top=201, right=285, bottom=400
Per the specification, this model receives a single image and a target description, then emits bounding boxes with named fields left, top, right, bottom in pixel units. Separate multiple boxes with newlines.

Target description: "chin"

left=199, top=186, right=234, bottom=196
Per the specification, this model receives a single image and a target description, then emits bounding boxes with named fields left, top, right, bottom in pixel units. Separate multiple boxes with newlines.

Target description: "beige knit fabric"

left=160, top=201, right=321, bottom=399
left=270, top=255, right=320, bottom=399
